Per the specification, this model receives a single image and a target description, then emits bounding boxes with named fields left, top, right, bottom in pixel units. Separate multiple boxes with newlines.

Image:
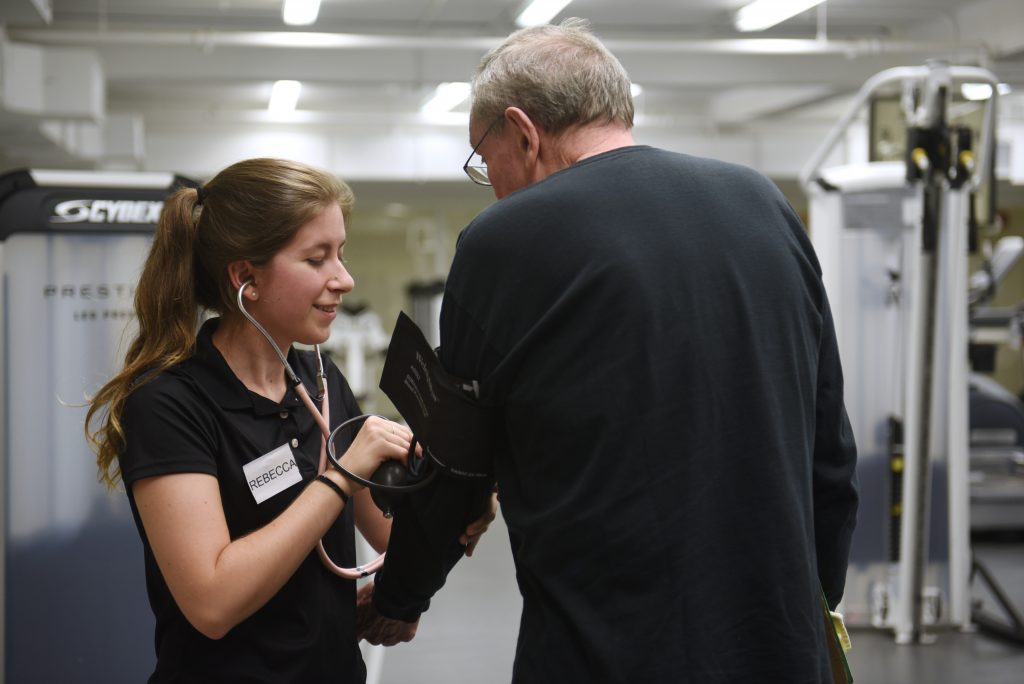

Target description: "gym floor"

left=846, top=534, right=1024, bottom=684
left=361, top=521, right=1024, bottom=684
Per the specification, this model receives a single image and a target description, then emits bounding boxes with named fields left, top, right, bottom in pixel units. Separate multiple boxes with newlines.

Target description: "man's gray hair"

left=470, top=18, right=634, bottom=134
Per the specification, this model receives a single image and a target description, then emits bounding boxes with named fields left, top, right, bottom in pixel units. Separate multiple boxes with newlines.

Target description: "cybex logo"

left=50, top=199, right=163, bottom=224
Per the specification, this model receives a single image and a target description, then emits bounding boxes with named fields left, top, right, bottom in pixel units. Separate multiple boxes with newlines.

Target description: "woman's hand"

left=338, top=417, right=413, bottom=486
left=460, top=490, right=499, bottom=557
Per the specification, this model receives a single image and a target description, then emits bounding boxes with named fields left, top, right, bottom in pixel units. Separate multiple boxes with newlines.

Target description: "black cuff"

left=372, top=570, right=430, bottom=623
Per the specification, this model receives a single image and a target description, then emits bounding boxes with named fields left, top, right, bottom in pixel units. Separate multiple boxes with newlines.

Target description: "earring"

left=248, top=289, right=258, bottom=300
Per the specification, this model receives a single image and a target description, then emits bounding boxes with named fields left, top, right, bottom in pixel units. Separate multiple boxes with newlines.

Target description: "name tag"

left=243, top=443, right=302, bottom=504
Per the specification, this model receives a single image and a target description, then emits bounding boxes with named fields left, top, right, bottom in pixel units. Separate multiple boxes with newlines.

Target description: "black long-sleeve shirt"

left=374, top=146, right=858, bottom=683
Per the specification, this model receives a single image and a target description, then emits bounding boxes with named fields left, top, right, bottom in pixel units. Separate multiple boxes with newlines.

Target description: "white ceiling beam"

left=1, top=41, right=104, bottom=120
left=903, top=0, right=1024, bottom=59
left=8, top=27, right=981, bottom=58
left=615, top=52, right=973, bottom=91
left=72, top=44, right=983, bottom=91
left=708, top=86, right=834, bottom=125
left=8, top=28, right=992, bottom=107
left=0, top=0, right=52, bottom=25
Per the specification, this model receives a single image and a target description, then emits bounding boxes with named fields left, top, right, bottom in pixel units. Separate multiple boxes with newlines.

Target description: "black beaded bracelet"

left=315, top=474, right=349, bottom=504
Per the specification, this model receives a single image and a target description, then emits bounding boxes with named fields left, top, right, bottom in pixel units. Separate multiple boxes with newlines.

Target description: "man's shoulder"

left=652, top=146, right=771, bottom=182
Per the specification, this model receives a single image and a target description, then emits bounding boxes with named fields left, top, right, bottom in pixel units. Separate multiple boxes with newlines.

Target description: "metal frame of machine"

left=800, top=63, right=1000, bottom=644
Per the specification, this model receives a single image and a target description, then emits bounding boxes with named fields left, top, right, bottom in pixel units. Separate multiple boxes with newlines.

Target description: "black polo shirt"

left=121, top=317, right=366, bottom=683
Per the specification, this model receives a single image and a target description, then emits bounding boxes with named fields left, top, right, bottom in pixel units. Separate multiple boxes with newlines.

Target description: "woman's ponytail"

left=85, top=186, right=203, bottom=488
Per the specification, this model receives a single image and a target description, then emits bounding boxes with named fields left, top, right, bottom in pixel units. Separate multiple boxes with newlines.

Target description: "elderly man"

left=369, top=18, right=857, bottom=684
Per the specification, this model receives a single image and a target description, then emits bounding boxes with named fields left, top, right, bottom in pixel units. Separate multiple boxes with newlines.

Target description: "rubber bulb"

left=370, top=460, right=409, bottom=518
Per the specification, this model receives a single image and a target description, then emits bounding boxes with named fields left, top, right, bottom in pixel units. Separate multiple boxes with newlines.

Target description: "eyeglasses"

left=462, top=117, right=502, bottom=186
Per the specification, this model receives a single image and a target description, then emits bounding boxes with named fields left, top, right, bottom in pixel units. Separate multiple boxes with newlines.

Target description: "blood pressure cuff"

left=372, top=473, right=492, bottom=622
left=379, top=311, right=500, bottom=479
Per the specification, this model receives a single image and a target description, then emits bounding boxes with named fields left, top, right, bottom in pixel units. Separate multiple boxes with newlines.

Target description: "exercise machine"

left=801, top=62, right=1001, bottom=644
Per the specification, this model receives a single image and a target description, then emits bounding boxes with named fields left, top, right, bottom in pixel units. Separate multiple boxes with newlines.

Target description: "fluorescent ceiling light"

left=421, top=82, right=471, bottom=114
left=269, top=79, right=302, bottom=112
left=630, top=83, right=644, bottom=98
left=283, top=0, right=321, bottom=26
left=515, top=0, right=574, bottom=28
left=734, top=0, right=826, bottom=32
left=961, top=82, right=1012, bottom=101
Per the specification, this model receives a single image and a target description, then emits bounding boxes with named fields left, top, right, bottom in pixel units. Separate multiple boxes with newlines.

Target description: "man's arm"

left=813, top=294, right=859, bottom=609
left=372, top=264, right=503, bottom=623
left=371, top=473, right=494, bottom=622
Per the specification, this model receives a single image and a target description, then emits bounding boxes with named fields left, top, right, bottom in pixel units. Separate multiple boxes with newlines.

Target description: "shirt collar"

left=184, top=317, right=309, bottom=417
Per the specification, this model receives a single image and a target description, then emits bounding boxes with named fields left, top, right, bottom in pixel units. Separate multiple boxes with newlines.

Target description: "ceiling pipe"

left=7, top=27, right=987, bottom=59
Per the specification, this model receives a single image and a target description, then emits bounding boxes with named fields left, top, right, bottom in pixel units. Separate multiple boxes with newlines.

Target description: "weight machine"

left=801, top=62, right=1006, bottom=644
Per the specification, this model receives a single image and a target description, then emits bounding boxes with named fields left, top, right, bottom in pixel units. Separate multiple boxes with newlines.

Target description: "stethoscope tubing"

left=291, top=379, right=384, bottom=579
left=236, top=280, right=395, bottom=580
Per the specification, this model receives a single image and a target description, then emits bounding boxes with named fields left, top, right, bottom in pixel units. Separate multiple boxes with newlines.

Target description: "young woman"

left=85, top=158, right=475, bottom=682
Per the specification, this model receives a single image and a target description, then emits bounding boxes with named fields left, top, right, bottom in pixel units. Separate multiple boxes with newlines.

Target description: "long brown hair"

left=85, top=158, right=354, bottom=488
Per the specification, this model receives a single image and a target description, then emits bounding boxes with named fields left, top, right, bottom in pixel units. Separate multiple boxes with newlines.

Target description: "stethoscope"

left=236, top=280, right=436, bottom=579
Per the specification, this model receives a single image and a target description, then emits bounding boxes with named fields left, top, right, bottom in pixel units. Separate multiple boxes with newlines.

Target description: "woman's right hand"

left=337, top=417, right=413, bottom=487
